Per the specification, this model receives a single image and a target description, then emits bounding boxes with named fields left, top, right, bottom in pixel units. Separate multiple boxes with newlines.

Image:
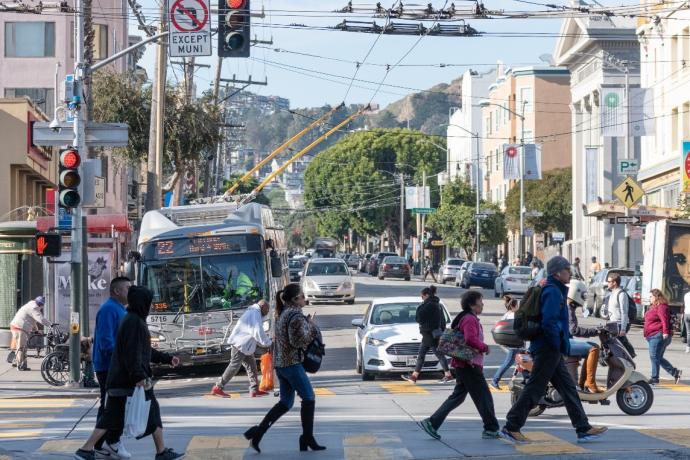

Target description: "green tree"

left=303, top=129, right=444, bottom=249
left=504, top=168, right=572, bottom=237
left=221, top=175, right=269, bottom=205
left=427, top=178, right=507, bottom=259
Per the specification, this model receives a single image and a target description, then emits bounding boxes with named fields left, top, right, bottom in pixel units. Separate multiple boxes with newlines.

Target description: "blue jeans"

left=492, top=348, right=518, bottom=383
left=568, top=340, right=595, bottom=358
left=646, top=333, right=676, bottom=380
left=276, top=363, right=315, bottom=409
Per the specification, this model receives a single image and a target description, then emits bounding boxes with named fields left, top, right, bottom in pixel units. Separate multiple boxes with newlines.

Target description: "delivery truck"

left=641, top=219, right=690, bottom=331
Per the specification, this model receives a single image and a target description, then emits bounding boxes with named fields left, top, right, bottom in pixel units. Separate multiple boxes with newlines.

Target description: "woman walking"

left=244, top=283, right=325, bottom=453
left=74, top=286, right=183, bottom=460
left=644, top=289, right=682, bottom=385
left=402, top=285, right=453, bottom=383
left=417, top=290, right=500, bottom=440
left=491, top=296, right=520, bottom=389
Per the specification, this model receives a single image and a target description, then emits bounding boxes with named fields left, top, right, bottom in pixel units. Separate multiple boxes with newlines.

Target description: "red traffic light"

left=60, top=149, right=81, bottom=169
left=227, top=0, right=246, bottom=7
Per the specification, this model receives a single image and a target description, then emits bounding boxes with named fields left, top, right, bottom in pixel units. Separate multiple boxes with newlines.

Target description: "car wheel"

left=362, top=369, right=375, bottom=381
left=356, top=349, right=362, bottom=374
left=346, top=298, right=355, bottom=305
left=405, top=276, right=410, bottom=281
left=441, top=278, right=446, bottom=285
left=378, top=275, right=384, bottom=280
left=462, top=279, right=469, bottom=289
left=494, top=287, right=500, bottom=298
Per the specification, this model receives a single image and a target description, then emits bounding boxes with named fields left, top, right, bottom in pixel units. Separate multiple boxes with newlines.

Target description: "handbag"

left=123, top=386, right=151, bottom=438
left=286, top=312, right=325, bottom=374
left=437, top=329, right=479, bottom=361
left=431, top=328, right=443, bottom=339
left=259, top=352, right=274, bottom=391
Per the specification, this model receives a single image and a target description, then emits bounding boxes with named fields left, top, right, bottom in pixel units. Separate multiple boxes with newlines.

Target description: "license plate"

left=481, top=273, right=489, bottom=277
left=405, top=357, right=417, bottom=366
left=325, top=292, right=335, bottom=296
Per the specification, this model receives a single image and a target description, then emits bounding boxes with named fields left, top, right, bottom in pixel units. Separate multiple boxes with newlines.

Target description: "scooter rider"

left=567, top=281, right=603, bottom=393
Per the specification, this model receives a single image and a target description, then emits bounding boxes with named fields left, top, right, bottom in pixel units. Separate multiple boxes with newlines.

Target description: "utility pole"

left=399, top=171, right=404, bottom=257
left=518, top=102, right=526, bottom=263
left=420, top=171, right=427, bottom=279
left=623, top=63, right=631, bottom=267
left=145, top=2, right=167, bottom=212
left=475, top=133, right=481, bottom=261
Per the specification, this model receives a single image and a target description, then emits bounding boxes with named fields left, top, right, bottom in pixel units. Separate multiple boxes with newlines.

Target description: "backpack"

left=514, top=286, right=543, bottom=340
left=619, top=291, right=637, bottom=326
left=285, top=312, right=325, bottom=374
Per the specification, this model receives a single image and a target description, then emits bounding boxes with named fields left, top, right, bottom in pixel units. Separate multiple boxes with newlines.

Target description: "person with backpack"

left=402, top=285, right=453, bottom=384
left=501, top=256, right=607, bottom=444
left=417, top=290, right=500, bottom=440
left=606, top=273, right=636, bottom=358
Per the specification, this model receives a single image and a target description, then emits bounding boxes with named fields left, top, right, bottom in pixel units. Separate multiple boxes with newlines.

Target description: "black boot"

left=244, top=401, right=289, bottom=453
left=299, top=400, right=326, bottom=451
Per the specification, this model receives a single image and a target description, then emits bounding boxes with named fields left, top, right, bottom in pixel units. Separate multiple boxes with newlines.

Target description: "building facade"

left=553, top=12, right=642, bottom=274
left=480, top=64, right=572, bottom=259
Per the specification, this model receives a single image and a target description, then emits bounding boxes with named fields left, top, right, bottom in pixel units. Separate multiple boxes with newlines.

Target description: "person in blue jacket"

left=500, top=256, right=608, bottom=445
left=92, top=276, right=132, bottom=459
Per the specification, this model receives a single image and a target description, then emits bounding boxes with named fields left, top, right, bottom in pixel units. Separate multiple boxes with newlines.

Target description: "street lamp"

left=478, top=99, right=527, bottom=261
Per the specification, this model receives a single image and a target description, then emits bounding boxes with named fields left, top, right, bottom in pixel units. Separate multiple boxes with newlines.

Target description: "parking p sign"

left=617, top=159, right=639, bottom=175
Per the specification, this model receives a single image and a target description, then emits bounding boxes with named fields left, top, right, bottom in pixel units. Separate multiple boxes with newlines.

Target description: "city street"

left=2, top=274, right=690, bottom=459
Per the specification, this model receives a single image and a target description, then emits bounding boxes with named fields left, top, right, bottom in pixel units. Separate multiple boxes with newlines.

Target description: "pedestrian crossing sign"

left=613, top=176, right=645, bottom=208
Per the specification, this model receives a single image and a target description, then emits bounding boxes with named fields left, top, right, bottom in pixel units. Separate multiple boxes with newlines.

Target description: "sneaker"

left=74, top=449, right=96, bottom=460
left=499, top=427, right=529, bottom=444
left=210, top=385, right=231, bottom=398
left=438, top=375, right=453, bottom=384
left=577, top=426, right=608, bottom=443
left=250, top=390, right=269, bottom=397
left=648, top=378, right=660, bottom=385
left=103, top=441, right=131, bottom=459
left=17, top=366, right=31, bottom=371
left=490, top=380, right=501, bottom=390
left=401, top=373, right=417, bottom=383
left=154, top=448, right=185, bottom=460
left=685, top=346, right=690, bottom=353
left=675, top=369, right=683, bottom=384
left=95, top=447, right=119, bottom=460
left=482, top=430, right=500, bottom=439
left=417, top=418, right=441, bottom=440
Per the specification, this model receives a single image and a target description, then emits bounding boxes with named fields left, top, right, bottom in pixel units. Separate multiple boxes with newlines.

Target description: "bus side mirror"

left=271, top=256, right=283, bottom=278
left=123, top=261, right=135, bottom=281
left=127, top=250, right=141, bottom=261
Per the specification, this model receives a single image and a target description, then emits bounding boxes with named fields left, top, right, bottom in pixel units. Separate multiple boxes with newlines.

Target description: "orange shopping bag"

left=259, top=352, right=274, bottom=391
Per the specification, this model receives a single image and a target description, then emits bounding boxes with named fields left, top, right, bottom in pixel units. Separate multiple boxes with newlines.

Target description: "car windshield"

left=378, top=253, right=396, bottom=260
left=474, top=263, right=496, bottom=271
left=306, top=262, right=349, bottom=276
left=508, top=267, right=532, bottom=275
left=289, top=260, right=303, bottom=269
left=447, top=259, right=464, bottom=266
left=370, top=302, right=449, bottom=325
left=383, top=257, right=406, bottom=264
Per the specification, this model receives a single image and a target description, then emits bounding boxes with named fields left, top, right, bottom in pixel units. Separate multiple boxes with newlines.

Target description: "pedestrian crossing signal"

left=35, top=232, right=61, bottom=257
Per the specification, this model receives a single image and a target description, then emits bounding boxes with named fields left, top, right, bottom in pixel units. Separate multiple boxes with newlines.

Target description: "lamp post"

left=478, top=100, right=526, bottom=261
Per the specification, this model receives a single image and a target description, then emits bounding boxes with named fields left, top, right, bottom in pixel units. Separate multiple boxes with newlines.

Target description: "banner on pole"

left=601, top=87, right=626, bottom=138
left=524, top=144, right=542, bottom=180
left=503, top=144, right=520, bottom=180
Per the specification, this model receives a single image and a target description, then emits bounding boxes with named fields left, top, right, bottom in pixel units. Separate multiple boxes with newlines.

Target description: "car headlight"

left=366, top=336, right=386, bottom=347
left=341, top=281, right=353, bottom=289
left=305, top=279, right=318, bottom=290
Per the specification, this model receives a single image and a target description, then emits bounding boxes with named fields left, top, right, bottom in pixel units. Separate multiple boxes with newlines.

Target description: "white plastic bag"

left=123, top=386, right=151, bottom=438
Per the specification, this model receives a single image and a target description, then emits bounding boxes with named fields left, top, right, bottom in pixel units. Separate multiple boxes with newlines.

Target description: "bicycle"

left=40, top=337, right=92, bottom=387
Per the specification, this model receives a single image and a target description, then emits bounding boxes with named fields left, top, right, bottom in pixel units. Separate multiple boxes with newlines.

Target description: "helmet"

left=35, top=296, right=45, bottom=306
left=567, top=280, right=587, bottom=307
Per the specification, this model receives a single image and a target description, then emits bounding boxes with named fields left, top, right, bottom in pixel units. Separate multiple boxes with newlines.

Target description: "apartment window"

left=672, top=35, right=680, bottom=75
left=664, top=186, right=679, bottom=208
left=4, top=22, right=55, bottom=57
left=4, top=88, right=54, bottom=115
left=487, top=114, right=493, bottom=135
left=684, top=102, right=690, bottom=141
left=495, top=110, right=499, bottom=131
left=672, top=107, right=679, bottom=147
left=518, top=87, right=533, bottom=113
left=522, top=130, right=534, bottom=144
left=71, top=24, right=108, bottom=59
left=495, top=148, right=500, bottom=171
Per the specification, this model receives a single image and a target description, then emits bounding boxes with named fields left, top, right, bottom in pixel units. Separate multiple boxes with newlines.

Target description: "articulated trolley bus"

left=129, top=202, right=288, bottom=366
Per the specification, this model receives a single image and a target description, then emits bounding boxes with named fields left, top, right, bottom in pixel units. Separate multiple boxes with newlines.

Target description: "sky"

left=130, top=0, right=581, bottom=109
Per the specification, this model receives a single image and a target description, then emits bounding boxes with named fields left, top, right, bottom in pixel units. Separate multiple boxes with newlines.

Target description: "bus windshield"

left=142, top=252, right=267, bottom=314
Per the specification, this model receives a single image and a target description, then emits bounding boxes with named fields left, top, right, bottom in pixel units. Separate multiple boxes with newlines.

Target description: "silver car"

left=301, top=258, right=355, bottom=304
left=439, top=258, right=466, bottom=284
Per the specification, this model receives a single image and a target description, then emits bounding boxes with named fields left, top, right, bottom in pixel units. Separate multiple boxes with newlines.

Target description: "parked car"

left=351, top=297, right=450, bottom=380
left=288, top=258, right=305, bottom=282
left=378, top=256, right=411, bottom=281
left=367, top=252, right=397, bottom=275
left=438, top=258, right=466, bottom=284
left=359, top=253, right=372, bottom=272
left=586, top=267, right=635, bottom=317
left=454, top=261, right=472, bottom=287
left=457, top=262, right=499, bottom=289
left=301, top=258, right=355, bottom=304
left=346, top=254, right=361, bottom=269
left=494, top=265, right=532, bottom=297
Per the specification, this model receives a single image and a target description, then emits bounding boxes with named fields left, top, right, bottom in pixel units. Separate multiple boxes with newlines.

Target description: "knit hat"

left=35, top=296, right=45, bottom=305
left=547, top=256, right=570, bottom=276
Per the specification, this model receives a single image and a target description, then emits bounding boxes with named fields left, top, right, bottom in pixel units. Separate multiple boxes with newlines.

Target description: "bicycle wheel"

left=41, top=352, right=70, bottom=387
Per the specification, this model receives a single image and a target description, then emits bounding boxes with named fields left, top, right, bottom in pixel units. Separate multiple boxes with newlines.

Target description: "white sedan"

left=494, top=265, right=532, bottom=297
left=351, top=297, right=451, bottom=381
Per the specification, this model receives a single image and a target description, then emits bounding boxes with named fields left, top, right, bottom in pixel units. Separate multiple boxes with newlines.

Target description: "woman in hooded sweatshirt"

left=74, top=286, right=183, bottom=460
left=402, top=285, right=453, bottom=384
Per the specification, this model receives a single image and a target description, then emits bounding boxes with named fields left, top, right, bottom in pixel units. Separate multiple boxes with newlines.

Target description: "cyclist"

left=10, top=296, right=50, bottom=371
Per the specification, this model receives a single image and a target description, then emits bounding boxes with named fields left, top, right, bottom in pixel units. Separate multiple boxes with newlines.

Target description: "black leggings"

left=414, top=342, right=449, bottom=374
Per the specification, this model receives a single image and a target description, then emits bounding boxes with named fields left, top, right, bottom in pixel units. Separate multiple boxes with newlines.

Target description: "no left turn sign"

left=168, top=0, right=211, bottom=57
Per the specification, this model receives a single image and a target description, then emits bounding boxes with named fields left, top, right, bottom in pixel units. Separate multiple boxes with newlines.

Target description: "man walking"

left=606, top=273, right=636, bottom=358
left=423, top=256, right=437, bottom=283
left=570, top=257, right=584, bottom=281
left=500, top=256, right=607, bottom=444
left=92, top=276, right=132, bottom=459
left=10, top=296, right=50, bottom=371
left=210, top=299, right=272, bottom=398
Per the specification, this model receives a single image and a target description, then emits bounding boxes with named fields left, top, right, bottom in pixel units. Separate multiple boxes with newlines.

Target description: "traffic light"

left=218, top=0, right=250, bottom=57
left=58, top=147, right=81, bottom=208
left=35, top=232, right=61, bottom=257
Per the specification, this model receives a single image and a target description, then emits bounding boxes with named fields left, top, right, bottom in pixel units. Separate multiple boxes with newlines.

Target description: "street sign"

left=430, top=240, right=444, bottom=247
left=168, top=0, right=212, bottom=57
left=480, top=209, right=496, bottom=215
left=525, top=210, right=543, bottom=217
left=616, top=216, right=641, bottom=225
left=617, top=159, right=640, bottom=175
left=475, top=213, right=488, bottom=219
left=58, top=207, right=71, bottom=231
left=552, top=231, right=565, bottom=242
left=412, top=208, right=435, bottom=215
left=32, top=122, right=129, bottom=147
left=525, top=228, right=535, bottom=237
left=613, top=176, right=645, bottom=208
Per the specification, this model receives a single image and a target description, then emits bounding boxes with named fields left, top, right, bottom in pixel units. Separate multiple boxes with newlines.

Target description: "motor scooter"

left=492, top=321, right=653, bottom=416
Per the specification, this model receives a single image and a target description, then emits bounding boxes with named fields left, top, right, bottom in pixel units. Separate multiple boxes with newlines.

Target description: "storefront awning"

left=37, top=214, right=133, bottom=233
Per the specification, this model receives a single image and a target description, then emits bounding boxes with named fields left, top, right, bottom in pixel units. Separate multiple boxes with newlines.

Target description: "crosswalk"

left=0, top=398, right=75, bottom=440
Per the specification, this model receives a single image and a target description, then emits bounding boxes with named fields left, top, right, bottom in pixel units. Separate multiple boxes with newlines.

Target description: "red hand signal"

left=37, top=236, right=48, bottom=255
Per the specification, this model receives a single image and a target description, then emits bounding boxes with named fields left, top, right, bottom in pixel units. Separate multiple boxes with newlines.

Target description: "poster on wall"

left=663, top=224, right=690, bottom=305
left=682, top=141, right=690, bottom=193
left=55, top=251, right=112, bottom=334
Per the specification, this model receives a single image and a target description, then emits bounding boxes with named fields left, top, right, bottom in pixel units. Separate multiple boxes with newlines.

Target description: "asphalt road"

left=3, top=273, right=690, bottom=460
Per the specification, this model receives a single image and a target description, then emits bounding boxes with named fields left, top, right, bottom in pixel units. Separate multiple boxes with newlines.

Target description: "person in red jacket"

left=644, top=289, right=682, bottom=385
left=416, top=290, right=500, bottom=440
